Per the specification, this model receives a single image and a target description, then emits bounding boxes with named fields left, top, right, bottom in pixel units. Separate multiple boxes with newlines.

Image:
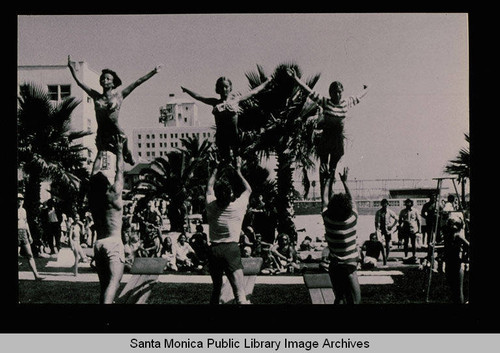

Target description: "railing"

left=294, top=198, right=430, bottom=216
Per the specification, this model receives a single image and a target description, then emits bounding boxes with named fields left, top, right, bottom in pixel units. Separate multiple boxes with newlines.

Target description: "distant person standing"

left=69, top=213, right=90, bottom=276
left=322, top=167, right=361, bottom=304
left=59, top=213, right=69, bottom=245
left=398, top=198, right=421, bottom=260
left=45, top=199, right=61, bottom=255
left=421, top=194, right=438, bottom=246
left=205, top=157, right=252, bottom=304
left=374, top=199, right=398, bottom=259
left=442, top=212, right=469, bottom=304
left=18, top=193, right=44, bottom=281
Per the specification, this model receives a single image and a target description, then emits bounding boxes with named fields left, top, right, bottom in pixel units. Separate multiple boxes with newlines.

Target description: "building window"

left=60, top=85, right=71, bottom=99
left=203, top=133, right=206, bottom=138
left=146, top=152, right=150, bottom=157
left=146, top=143, right=150, bottom=148
left=152, top=152, right=155, bottom=157
left=160, top=151, right=163, bottom=156
left=152, top=134, right=155, bottom=139
left=138, top=143, right=141, bottom=148
left=47, top=85, right=58, bottom=101
left=159, top=134, right=163, bottom=139
left=171, top=134, right=174, bottom=138
left=171, top=142, right=174, bottom=147
left=138, top=134, right=141, bottom=139
left=184, top=117, right=187, bottom=123
left=47, top=84, right=71, bottom=101
left=152, top=143, right=155, bottom=148
left=159, top=142, right=162, bottom=147
left=138, top=152, right=142, bottom=157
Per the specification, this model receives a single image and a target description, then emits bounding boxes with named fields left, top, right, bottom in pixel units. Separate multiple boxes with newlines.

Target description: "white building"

left=132, top=94, right=215, bottom=162
left=18, top=61, right=101, bottom=168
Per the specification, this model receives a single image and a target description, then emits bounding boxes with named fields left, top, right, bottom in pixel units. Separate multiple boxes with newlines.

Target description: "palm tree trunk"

left=275, top=150, right=297, bottom=243
left=461, top=177, right=466, bottom=207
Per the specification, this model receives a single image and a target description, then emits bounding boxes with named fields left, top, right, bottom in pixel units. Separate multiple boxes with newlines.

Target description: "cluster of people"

left=372, top=194, right=469, bottom=265
left=120, top=199, right=208, bottom=273
left=18, top=54, right=469, bottom=306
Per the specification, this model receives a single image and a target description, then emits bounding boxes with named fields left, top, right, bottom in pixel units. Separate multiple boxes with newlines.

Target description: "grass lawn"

left=14, top=257, right=477, bottom=333
left=18, top=264, right=467, bottom=305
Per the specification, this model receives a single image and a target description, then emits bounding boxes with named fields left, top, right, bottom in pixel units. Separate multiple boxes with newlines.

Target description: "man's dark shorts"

left=208, top=242, right=243, bottom=275
left=18, top=229, right=30, bottom=247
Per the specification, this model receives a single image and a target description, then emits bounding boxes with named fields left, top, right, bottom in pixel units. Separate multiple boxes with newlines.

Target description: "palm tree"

left=240, top=63, right=321, bottom=240
left=17, top=82, right=92, bottom=251
left=444, top=133, right=470, bottom=206
left=177, top=135, right=215, bottom=215
left=133, top=135, right=214, bottom=232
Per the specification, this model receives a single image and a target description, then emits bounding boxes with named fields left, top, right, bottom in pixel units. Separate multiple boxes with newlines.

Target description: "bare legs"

left=319, top=153, right=342, bottom=207
left=19, top=244, right=43, bottom=280
left=209, top=268, right=247, bottom=304
left=226, top=268, right=247, bottom=304
left=96, top=260, right=124, bottom=304
left=72, top=243, right=89, bottom=276
left=404, top=233, right=417, bottom=258
left=329, top=264, right=361, bottom=304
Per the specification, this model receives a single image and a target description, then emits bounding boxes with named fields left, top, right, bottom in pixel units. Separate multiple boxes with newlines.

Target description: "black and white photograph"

left=12, top=12, right=488, bottom=340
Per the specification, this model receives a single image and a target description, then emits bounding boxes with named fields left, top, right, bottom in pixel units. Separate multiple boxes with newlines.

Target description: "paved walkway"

left=20, top=247, right=420, bottom=285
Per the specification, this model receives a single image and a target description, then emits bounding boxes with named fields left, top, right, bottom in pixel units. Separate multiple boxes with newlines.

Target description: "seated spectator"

left=122, top=232, right=141, bottom=272
left=360, top=232, right=387, bottom=270
left=161, top=236, right=178, bottom=271
left=269, top=233, right=301, bottom=273
left=189, top=224, right=209, bottom=265
left=239, top=230, right=254, bottom=258
left=299, top=236, right=313, bottom=251
left=174, top=233, right=198, bottom=271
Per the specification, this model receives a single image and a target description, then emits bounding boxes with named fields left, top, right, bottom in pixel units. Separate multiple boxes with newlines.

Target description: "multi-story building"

left=132, top=94, right=215, bottom=162
left=18, top=61, right=101, bottom=168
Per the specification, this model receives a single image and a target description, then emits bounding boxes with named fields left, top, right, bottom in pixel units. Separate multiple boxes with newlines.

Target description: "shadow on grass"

left=18, top=266, right=467, bottom=305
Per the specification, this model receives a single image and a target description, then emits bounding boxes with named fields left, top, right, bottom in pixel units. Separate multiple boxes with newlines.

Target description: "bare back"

left=93, top=188, right=123, bottom=241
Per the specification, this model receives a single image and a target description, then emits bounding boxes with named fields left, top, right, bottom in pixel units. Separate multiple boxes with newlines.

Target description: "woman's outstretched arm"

left=181, top=86, right=219, bottom=106
left=67, top=55, right=100, bottom=98
left=121, top=64, right=163, bottom=98
left=236, top=77, right=272, bottom=103
left=286, top=68, right=314, bottom=96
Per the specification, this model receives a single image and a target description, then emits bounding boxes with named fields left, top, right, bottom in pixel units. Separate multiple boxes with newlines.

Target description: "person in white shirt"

left=205, top=157, right=252, bottom=304
left=18, top=193, right=44, bottom=281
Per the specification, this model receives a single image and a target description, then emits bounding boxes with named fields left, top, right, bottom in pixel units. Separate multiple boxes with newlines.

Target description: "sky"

left=17, top=13, right=469, bottom=181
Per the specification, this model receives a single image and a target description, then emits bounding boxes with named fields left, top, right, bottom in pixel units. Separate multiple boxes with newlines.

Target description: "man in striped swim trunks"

left=321, top=167, right=361, bottom=304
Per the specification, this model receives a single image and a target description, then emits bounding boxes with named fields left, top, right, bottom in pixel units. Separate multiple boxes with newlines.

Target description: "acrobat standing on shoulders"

left=68, top=55, right=162, bottom=165
left=287, top=68, right=368, bottom=207
left=181, top=76, right=272, bottom=164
